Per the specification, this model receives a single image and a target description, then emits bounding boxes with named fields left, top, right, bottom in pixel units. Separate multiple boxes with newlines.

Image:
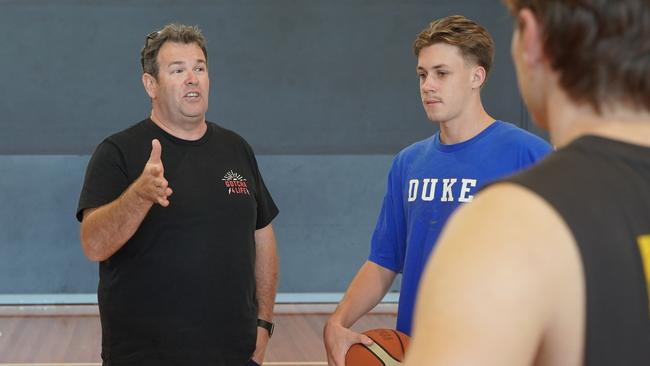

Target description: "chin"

left=425, top=112, right=447, bottom=124
left=178, top=114, right=204, bottom=123
left=422, top=109, right=438, bottom=121
left=182, top=109, right=207, bottom=119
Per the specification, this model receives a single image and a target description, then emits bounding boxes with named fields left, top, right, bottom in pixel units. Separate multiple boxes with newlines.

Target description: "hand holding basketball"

left=345, top=329, right=410, bottom=366
left=324, top=321, right=373, bottom=366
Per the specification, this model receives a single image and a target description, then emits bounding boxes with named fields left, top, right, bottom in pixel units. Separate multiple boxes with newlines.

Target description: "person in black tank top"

left=404, top=1, right=650, bottom=365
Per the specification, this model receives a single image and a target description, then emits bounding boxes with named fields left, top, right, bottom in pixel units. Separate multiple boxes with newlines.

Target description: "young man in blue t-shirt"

left=405, top=1, right=650, bottom=365
left=324, top=15, right=552, bottom=366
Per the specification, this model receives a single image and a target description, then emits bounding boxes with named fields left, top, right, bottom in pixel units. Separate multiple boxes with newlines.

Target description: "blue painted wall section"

left=0, top=0, right=546, bottom=295
left=0, top=155, right=393, bottom=293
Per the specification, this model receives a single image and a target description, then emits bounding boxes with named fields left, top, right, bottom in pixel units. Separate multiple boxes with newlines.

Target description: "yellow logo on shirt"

left=638, top=234, right=650, bottom=314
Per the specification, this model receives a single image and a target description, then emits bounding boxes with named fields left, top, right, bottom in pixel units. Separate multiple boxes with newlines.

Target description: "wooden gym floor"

left=0, top=303, right=397, bottom=366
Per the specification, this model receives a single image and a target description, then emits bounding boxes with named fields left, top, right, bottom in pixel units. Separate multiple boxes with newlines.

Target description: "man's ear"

left=518, top=8, right=544, bottom=66
left=142, top=73, right=157, bottom=99
left=471, top=65, right=487, bottom=89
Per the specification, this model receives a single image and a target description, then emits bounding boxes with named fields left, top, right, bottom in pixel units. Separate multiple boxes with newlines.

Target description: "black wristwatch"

left=257, top=318, right=274, bottom=337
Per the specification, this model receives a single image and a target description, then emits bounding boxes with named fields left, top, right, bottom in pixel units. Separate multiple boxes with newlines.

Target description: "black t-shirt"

left=504, top=136, right=650, bottom=365
left=77, top=119, right=279, bottom=366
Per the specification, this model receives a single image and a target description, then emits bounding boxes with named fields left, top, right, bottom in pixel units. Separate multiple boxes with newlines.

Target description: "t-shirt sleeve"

left=76, top=140, right=130, bottom=222
left=368, top=158, right=407, bottom=273
left=519, top=134, right=554, bottom=169
left=504, top=130, right=553, bottom=175
left=243, top=142, right=279, bottom=230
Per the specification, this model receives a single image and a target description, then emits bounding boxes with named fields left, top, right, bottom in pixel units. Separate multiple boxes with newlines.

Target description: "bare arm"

left=404, top=184, right=583, bottom=366
left=329, top=261, right=396, bottom=328
left=254, top=223, right=278, bottom=322
left=250, top=223, right=279, bottom=364
left=80, top=139, right=173, bottom=262
left=324, top=261, right=397, bottom=366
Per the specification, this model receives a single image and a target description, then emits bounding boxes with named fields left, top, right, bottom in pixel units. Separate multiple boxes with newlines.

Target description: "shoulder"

left=432, top=181, right=577, bottom=303
left=106, top=119, right=150, bottom=141
left=406, top=181, right=582, bottom=364
left=207, top=121, right=254, bottom=151
left=433, top=180, right=580, bottom=304
left=491, top=121, right=552, bottom=150
left=402, top=135, right=436, bottom=154
left=98, top=119, right=154, bottom=155
left=449, top=182, right=566, bottom=237
left=394, top=135, right=436, bottom=165
left=508, top=142, right=594, bottom=187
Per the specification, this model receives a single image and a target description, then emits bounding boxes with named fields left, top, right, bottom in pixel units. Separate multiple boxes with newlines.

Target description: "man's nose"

left=186, top=71, right=199, bottom=85
left=421, top=75, right=437, bottom=93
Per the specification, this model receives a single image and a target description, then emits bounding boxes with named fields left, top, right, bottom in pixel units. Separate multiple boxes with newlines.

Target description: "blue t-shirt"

left=368, top=121, right=552, bottom=335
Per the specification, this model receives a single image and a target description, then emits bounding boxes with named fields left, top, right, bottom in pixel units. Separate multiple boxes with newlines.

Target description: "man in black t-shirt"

left=77, top=23, right=278, bottom=366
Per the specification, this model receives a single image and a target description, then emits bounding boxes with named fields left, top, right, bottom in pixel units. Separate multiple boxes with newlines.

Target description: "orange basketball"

left=345, top=328, right=410, bottom=366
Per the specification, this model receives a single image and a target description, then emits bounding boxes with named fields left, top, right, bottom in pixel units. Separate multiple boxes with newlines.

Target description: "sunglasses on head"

left=144, top=30, right=160, bottom=48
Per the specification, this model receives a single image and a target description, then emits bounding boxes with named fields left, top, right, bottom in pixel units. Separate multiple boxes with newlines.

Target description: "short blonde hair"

left=413, top=15, right=495, bottom=77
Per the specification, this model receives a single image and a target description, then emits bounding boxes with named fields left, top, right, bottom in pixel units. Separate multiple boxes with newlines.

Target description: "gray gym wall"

left=0, top=0, right=544, bottom=302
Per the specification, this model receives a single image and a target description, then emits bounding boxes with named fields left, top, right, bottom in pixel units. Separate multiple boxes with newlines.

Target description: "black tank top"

left=504, top=135, right=650, bottom=365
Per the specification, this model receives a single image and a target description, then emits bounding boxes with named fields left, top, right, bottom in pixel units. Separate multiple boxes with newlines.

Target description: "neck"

left=438, top=98, right=495, bottom=144
left=545, top=87, right=650, bottom=148
left=150, top=109, right=207, bottom=141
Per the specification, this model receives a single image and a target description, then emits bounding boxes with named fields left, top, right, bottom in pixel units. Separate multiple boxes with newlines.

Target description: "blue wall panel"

left=0, top=0, right=545, bottom=297
left=0, top=155, right=393, bottom=293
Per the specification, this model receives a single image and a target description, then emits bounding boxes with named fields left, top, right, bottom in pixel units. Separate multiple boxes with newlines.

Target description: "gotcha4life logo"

left=222, top=170, right=250, bottom=195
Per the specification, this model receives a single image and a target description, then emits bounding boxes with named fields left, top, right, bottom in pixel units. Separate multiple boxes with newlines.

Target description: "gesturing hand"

left=135, top=139, right=173, bottom=207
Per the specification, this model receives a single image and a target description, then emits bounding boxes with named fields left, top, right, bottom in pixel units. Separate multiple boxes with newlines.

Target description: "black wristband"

left=257, top=318, right=274, bottom=337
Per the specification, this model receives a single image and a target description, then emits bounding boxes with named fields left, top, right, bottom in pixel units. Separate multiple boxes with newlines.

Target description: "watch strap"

left=257, top=318, right=274, bottom=337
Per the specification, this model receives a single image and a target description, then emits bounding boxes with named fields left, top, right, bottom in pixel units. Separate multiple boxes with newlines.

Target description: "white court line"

left=0, top=363, right=327, bottom=366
